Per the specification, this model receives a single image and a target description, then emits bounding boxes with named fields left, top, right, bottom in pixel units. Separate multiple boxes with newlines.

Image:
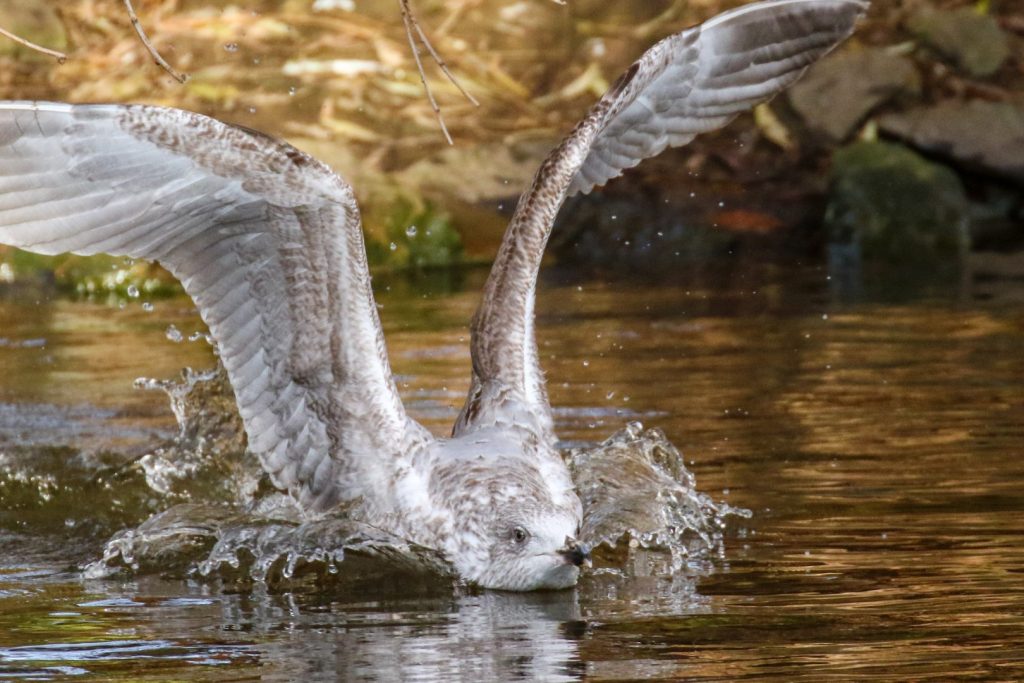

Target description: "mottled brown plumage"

left=0, top=0, right=865, bottom=590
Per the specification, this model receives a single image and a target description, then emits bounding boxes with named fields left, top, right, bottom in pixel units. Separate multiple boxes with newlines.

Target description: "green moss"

left=825, top=141, right=970, bottom=264
left=0, top=248, right=181, bottom=298
left=0, top=192, right=465, bottom=296
left=367, top=197, right=463, bottom=270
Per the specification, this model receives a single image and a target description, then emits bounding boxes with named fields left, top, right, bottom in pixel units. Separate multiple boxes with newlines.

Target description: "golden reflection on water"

left=1, top=1, right=1022, bottom=678
left=1, top=265, right=1023, bottom=680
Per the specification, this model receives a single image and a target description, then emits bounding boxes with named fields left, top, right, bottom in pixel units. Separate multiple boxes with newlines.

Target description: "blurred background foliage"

left=0, top=0, right=1021, bottom=295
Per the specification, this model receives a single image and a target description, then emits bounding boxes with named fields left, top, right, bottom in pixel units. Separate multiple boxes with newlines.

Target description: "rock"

left=879, top=99, right=1024, bottom=186
left=788, top=48, right=921, bottom=142
left=907, top=6, right=1010, bottom=77
left=396, top=139, right=554, bottom=204
left=825, top=141, right=970, bottom=263
left=551, top=191, right=743, bottom=273
left=969, top=251, right=1024, bottom=280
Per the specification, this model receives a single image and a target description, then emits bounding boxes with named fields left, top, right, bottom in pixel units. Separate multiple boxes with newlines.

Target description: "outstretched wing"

left=0, top=102, right=426, bottom=511
left=458, top=0, right=867, bottom=439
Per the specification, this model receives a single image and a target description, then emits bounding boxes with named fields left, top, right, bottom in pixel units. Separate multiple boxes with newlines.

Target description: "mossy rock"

left=825, top=141, right=970, bottom=264
left=0, top=247, right=181, bottom=298
left=907, top=6, right=1009, bottom=78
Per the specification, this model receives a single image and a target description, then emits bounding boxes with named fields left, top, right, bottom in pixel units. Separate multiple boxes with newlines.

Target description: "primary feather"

left=0, top=102, right=427, bottom=512
left=461, top=0, right=867, bottom=440
left=0, top=0, right=866, bottom=590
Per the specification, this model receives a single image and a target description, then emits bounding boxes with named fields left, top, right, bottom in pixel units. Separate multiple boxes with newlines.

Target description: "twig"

left=123, top=0, right=187, bottom=83
left=0, top=25, right=66, bottom=62
left=398, top=0, right=479, bottom=145
left=411, top=15, right=479, bottom=106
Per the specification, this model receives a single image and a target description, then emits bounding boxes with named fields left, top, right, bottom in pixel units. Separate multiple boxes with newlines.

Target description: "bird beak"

left=557, top=536, right=591, bottom=568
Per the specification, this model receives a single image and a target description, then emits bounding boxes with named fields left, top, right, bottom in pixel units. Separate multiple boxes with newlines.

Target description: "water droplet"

left=165, top=325, right=183, bottom=343
left=224, top=42, right=239, bottom=52
left=126, top=284, right=139, bottom=298
left=821, top=313, right=829, bottom=320
left=142, top=302, right=154, bottom=312
left=248, top=107, right=256, bottom=114
left=389, top=242, right=397, bottom=251
left=405, top=225, right=418, bottom=238
left=582, top=360, right=590, bottom=367
left=252, top=57, right=260, bottom=65
left=288, top=86, right=297, bottom=96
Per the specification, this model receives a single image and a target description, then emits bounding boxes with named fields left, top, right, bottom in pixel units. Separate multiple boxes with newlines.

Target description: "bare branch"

left=411, top=16, right=479, bottom=107
left=0, top=24, right=67, bottom=63
left=399, top=0, right=479, bottom=144
left=123, top=0, right=187, bottom=83
left=400, top=0, right=451, bottom=145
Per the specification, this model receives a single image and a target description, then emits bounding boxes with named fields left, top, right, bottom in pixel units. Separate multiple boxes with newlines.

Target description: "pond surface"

left=0, top=260, right=1022, bottom=680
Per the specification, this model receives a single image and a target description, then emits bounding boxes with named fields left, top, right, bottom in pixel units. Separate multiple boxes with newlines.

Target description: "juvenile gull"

left=0, top=0, right=864, bottom=590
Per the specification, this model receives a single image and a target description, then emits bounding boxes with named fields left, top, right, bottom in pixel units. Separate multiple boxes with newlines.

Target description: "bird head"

left=430, top=457, right=587, bottom=591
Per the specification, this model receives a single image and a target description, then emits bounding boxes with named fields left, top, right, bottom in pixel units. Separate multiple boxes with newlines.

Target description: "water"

left=1, top=262, right=1022, bottom=680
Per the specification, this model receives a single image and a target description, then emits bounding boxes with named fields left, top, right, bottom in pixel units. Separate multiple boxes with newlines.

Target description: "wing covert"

left=570, top=0, right=868, bottom=195
left=0, top=102, right=424, bottom=511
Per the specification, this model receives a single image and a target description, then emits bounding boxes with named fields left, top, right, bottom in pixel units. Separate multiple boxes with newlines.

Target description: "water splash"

left=130, top=366, right=260, bottom=502
left=568, top=422, right=751, bottom=576
left=89, top=366, right=747, bottom=588
left=85, top=500, right=455, bottom=591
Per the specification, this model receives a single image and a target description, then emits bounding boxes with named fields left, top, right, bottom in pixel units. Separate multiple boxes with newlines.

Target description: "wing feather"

left=0, top=101, right=428, bottom=512
left=460, top=0, right=867, bottom=439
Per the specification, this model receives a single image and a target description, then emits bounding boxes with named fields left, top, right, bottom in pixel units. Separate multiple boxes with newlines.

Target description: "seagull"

left=0, top=0, right=865, bottom=590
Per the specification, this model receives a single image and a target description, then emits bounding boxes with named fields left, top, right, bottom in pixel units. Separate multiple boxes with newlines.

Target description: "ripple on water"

left=0, top=639, right=255, bottom=679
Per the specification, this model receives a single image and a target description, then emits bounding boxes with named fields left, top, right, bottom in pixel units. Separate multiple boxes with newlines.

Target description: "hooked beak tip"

left=558, top=538, right=591, bottom=568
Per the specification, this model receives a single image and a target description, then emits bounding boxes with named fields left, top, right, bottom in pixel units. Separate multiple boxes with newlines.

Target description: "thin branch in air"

left=399, top=0, right=479, bottom=145
left=123, top=0, right=187, bottom=83
left=410, top=15, right=479, bottom=107
left=0, top=24, right=67, bottom=63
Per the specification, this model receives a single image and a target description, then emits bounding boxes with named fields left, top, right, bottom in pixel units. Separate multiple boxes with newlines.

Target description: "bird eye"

left=511, top=526, right=529, bottom=544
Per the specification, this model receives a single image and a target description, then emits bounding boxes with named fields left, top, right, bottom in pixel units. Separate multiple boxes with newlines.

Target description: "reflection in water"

left=247, top=591, right=586, bottom=682
left=1, top=262, right=1023, bottom=680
